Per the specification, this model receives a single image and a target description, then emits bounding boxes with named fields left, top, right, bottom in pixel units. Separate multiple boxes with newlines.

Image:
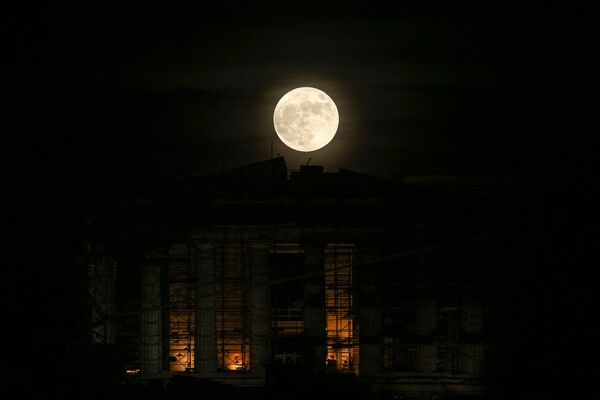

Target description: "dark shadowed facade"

left=76, top=157, right=510, bottom=399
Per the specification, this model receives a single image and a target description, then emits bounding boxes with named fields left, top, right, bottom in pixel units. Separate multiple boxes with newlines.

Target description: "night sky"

left=3, top=1, right=598, bottom=398
left=6, top=1, right=597, bottom=191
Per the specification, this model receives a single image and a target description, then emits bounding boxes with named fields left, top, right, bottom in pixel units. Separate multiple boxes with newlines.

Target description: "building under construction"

left=77, top=157, right=504, bottom=399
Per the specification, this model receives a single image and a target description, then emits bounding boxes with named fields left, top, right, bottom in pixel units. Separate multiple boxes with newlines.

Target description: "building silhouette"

left=77, top=156, right=505, bottom=399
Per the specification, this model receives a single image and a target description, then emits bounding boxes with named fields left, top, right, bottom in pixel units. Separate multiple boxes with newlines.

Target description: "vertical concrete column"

left=357, top=248, right=382, bottom=376
left=90, top=257, right=117, bottom=344
left=249, top=240, right=272, bottom=376
left=195, top=242, right=217, bottom=373
left=461, top=343, right=484, bottom=377
left=461, top=300, right=483, bottom=334
left=415, top=299, right=437, bottom=373
left=415, top=344, right=437, bottom=373
left=461, top=300, right=484, bottom=376
left=303, top=242, right=327, bottom=374
left=415, top=299, right=437, bottom=335
left=140, top=263, right=163, bottom=375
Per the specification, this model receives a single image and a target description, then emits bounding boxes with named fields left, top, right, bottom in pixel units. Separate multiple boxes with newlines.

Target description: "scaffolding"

left=215, top=242, right=250, bottom=371
left=380, top=297, right=484, bottom=375
left=271, top=243, right=304, bottom=340
left=167, top=241, right=253, bottom=373
left=89, top=257, right=117, bottom=345
left=140, top=263, right=163, bottom=375
left=382, top=303, right=416, bottom=372
left=325, top=243, right=358, bottom=373
left=164, top=238, right=484, bottom=377
left=168, top=244, right=195, bottom=372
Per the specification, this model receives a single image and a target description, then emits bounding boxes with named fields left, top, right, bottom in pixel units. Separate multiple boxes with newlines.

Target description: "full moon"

left=273, top=87, right=339, bottom=152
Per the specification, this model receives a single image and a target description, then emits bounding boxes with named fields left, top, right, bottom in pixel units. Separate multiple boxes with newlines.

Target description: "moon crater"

left=273, top=87, right=339, bottom=152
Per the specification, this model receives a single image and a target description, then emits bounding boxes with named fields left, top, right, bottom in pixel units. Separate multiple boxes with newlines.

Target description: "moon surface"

left=273, top=87, right=339, bottom=152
